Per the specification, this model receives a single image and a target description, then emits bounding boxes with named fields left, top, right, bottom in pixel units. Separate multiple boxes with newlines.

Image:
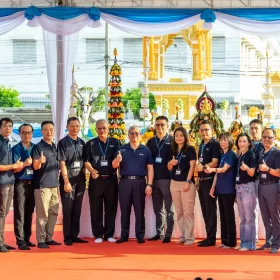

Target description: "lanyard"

left=4, top=139, right=11, bottom=151
left=67, top=136, right=80, bottom=160
left=155, top=134, right=169, bottom=156
left=176, top=151, right=183, bottom=169
left=263, top=147, right=275, bottom=162
left=200, top=138, right=214, bottom=157
left=219, top=152, right=228, bottom=168
left=253, top=142, right=260, bottom=153
left=237, top=152, right=246, bottom=175
left=98, top=137, right=110, bottom=159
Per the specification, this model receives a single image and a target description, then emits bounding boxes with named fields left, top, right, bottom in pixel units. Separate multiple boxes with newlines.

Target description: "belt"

left=121, top=176, right=145, bottom=180
left=199, top=176, right=214, bottom=181
left=259, top=180, right=279, bottom=186
left=17, top=179, right=33, bottom=184
left=98, top=174, right=116, bottom=179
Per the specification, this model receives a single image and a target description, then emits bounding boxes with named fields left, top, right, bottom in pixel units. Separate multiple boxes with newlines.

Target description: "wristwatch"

left=186, top=179, right=191, bottom=183
left=147, top=183, right=152, bottom=187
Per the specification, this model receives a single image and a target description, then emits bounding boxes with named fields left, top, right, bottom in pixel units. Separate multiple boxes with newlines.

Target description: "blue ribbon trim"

left=200, top=8, right=216, bottom=23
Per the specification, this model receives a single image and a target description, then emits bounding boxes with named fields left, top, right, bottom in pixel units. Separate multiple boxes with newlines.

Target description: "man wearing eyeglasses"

left=195, top=120, right=220, bottom=247
left=257, top=128, right=280, bottom=254
left=84, top=119, right=120, bottom=244
left=0, top=118, right=24, bottom=253
left=146, top=116, right=174, bottom=243
left=57, top=117, right=88, bottom=246
left=12, top=124, right=36, bottom=250
left=113, top=125, right=154, bottom=244
left=32, top=121, right=61, bottom=249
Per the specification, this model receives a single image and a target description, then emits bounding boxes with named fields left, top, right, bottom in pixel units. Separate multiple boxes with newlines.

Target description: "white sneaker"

left=239, top=247, right=249, bottom=252
left=176, top=237, right=185, bottom=244
left=184, top=240, right=194, bottom=246
left=107, top=237, right=116, bottom=243
left=217, top=244, right=225, bottom=248
left=94, top=238, right=103, bottom=244
left=234, top=246, right=241, bottom=250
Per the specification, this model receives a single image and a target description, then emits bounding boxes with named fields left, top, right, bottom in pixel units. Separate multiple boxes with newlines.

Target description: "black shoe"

left=257, top=244, right=271, bottom=251
left=19, top=245, right=30, bottom=250
left=64, top=240, right=73, bottom=246
left=26, top=241, right=36, bottom=247
left=4, top=244, right=16, bottom=250
left=45, top=240, right=62, bottom=246
left=162, top=237, right=171, bottom=243
left=148, top=235, right=160, bottom=241
left=37, top=242, right=49, bottom=249
left=137, top=239, right=145, bottom=244
left=116, top=238, right=128, bottom=244
left=73, top=237, right=88, bottom=243
left=197, top=239, right=207, bottom=244
left=197, top=242, right=215, bottom=247
left=0, top=246, right=9, bottom=253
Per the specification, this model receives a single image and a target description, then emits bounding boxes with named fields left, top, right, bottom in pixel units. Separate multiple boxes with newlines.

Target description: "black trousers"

left=88, top=175, right=118, bottom=239
left=217, top=193, right=236, bottom=247
left=198, top=178, right=217, bottom=244
left=119, top=178, right=146, bottom=240
left=59, top=172, right=86, bottom=242
left=13, top=180, right=35, bottom=247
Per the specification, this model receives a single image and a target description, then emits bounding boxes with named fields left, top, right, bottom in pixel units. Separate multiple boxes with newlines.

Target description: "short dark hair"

left=172, top=127, right=190, bottom=154
left=67, top=117, right=80, bottom=126
left=41, top=121, right=54, bottom=129
left=235, top=132, right=252, bottom=150
left=199, top=120, right=213, bottom=129
left=0, top=118, right=13, bottom=127
left=262, top=127, right=276, bottom=137
left=155, top=116, right=169, bottom=123
left=19, top=124, right=34, bottom=133
left=219, top=132, right=234, bottom=151
left=249, top=119, right=262, bottom=127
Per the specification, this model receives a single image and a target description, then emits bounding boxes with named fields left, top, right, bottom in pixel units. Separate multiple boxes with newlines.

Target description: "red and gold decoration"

left=108, top=48, right=126, bottom=143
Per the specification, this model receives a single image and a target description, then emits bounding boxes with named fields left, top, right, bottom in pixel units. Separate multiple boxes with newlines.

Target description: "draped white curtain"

left=0, top=11, right=25, bottom=36
left=43, top=31, right=79, bottom=141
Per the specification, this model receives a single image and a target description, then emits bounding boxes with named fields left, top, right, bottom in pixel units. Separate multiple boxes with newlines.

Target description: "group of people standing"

left=0, top=116, right=279, bottom=254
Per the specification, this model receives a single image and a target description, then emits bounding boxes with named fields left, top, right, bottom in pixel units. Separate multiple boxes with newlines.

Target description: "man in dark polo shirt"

left=84, top=119, right=120, bottom=244
left=12, top=124, right=36, bottom=250
left=146, top=116, right=174, bottom=243
left=57, top=117, right=87, bottom=246
left=0, top=118, right=24, bottom=253
left=195, top=120, right=220, bottom=247
left=113, top=125, right=154, bottom=244
left=32, top=121, right=61, bottom=249
left=257, top=128, right=280, bottom=254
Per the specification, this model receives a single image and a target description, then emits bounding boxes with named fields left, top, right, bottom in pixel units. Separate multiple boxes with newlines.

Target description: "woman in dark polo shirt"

left=167, top=127, right=196, bottom=246
left=235, top=133, right=257, bottom=251
left=205, top=132, right=237, bottom=249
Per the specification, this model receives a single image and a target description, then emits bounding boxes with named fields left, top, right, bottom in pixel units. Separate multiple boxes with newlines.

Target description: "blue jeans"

left=236, top=182, right=257, bottom=250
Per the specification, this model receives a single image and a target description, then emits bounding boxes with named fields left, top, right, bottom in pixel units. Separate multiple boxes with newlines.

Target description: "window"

left=13, top=40, right=36, bottom=64
left=212, top=37, right=226, bottom=63
left=123, top=38, right=142, bottom=64
left=86, top=39, right=105, bottom=64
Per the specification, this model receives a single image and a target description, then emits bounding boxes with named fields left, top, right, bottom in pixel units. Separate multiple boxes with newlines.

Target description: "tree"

left=122, top=88, right=157, bottom=119
left=0, top=86, right=22, bottom=107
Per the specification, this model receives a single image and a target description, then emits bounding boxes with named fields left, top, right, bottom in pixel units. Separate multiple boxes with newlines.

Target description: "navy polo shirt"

left=251, top=141, right=264, bottom=178
left=31, top=139, right=59, bottom=189
left=236, top=150, right=257, bottom=184
left=57, top=136, right=85, bottom=178
left=198, top=138, right=221, bottom=178
left=117, top=143, right=153, bottom=176
left=0, top=136, right=14, bottom=185
left=258, top=147, right=280, bottom=182
left=168, top=145, right=196, bottom=182
left=146, top=134, right=172, bottom=180
left=83, top=137, right=121, bottom=175
left=12, top=142, right=35, bottom=180
left=215, top=150, right=237, bottom=194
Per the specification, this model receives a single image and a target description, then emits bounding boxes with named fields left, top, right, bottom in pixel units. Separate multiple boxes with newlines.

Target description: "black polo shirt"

left=258, top=147, right=280, bottom=182
left=83, top=137, right=120, bottom=175
left=57, top=135, right=85, bottom=178
left=146, top=134, right=172, bottom=180
left=31, top=139, right=59, bottom=189
left=168, top=145, right=196, bottom=182
left=198, top=138, right=221, bottom=178
left=117, top=143, right=153, bottom=177
left=251, top=141, right=264, bottom=178
left=0, top=136, right=14, bottom=185
left=236, top=150, right=257, bottom=184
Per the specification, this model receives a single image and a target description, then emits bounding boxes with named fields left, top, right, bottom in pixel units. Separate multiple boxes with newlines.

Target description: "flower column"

left=108, top=48, right=126, bottom=144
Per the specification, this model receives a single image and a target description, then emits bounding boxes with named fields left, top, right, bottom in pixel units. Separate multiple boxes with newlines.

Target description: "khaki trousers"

left=170, top=180, right=196, bottom=242
left=34, top=187, right=59, bottom=243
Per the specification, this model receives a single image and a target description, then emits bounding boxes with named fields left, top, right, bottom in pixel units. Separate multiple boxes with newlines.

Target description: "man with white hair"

left=113, top=125, right=154, bottom=244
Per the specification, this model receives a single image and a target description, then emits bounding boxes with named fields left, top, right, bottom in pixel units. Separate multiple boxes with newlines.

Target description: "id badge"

left=236, top=176, right=240, bottom=182
left=155, top=157, right=162, bottom=163
left=199, top=157, right=203, bottom=163
left=175, top=169, right=181, bottom=175
left=26, top=169, right=33, bottom=175
left=100, top=160, right=108, bottom=167
left=73, top=161, right=81, bottom=168
left=261, top=173, right=267, bottom=179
